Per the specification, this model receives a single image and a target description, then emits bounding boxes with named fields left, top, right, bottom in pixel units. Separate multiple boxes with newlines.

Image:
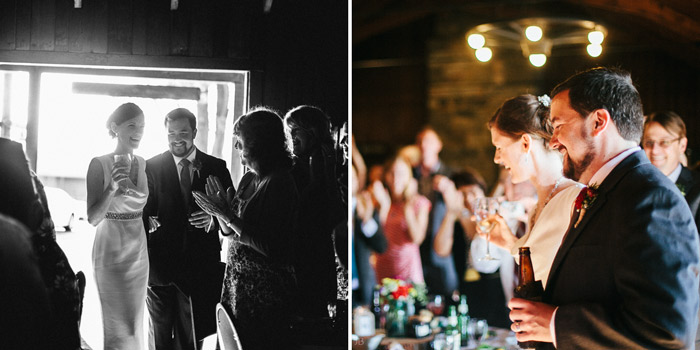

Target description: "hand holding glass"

left=474, top=197, right=500, bottom=261
left=113, top=154, right=132, bottom=195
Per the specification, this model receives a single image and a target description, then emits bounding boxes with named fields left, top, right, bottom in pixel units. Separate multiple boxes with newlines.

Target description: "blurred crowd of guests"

left=352, top=106, right=700, bottom=332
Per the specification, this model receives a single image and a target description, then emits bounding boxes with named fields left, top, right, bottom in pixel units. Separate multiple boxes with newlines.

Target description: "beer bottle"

left=445, top=306, right=461, bottom=350
left=457, top=295, right=470, bottom=344
left=514, top=247, right=544, bottom=349
left=372, top=288, right=383, bottom=329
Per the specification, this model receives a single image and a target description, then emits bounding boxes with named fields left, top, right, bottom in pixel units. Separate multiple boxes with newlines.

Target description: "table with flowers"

left=352, top=278, right=520, bottom=350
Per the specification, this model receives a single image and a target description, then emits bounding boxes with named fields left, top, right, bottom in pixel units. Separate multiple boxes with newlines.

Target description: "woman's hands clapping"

left=193, top=175, right=236, bottom=224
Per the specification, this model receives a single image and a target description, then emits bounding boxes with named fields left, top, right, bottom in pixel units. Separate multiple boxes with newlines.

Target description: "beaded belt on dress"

left=105, top=211, right=143, bottom=220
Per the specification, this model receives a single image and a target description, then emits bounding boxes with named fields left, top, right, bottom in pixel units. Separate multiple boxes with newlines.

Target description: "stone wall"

left=427, top=13, right=549, bottom=189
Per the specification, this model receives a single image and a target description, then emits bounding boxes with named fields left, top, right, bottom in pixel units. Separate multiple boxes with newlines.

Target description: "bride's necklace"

left=529, top=176, right=564, bottom=231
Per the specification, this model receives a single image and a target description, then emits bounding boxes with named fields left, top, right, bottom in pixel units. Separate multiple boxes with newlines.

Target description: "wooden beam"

left=1, top=73, right=11, bottom=138
left=72, top=82, right=202, bottom=100
left=26, top=69, right=40, bottom=172
left=568, top=0, right=700, bottom=42
left=0, top=50, right=260, bottom=71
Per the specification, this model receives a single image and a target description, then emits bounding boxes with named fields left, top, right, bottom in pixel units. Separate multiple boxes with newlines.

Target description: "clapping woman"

left=86, top=103, right=149, bottom=350
left=372, top=155, right=431, bottom=284
left=194, top=107, right=298, bottom=350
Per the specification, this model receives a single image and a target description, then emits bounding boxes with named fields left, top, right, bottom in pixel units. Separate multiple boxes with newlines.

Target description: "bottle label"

left=458, top=304, right=467, bottom=314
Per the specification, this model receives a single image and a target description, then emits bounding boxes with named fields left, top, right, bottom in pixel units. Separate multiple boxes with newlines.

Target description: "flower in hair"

left=538, top=94, right=551, bottom=107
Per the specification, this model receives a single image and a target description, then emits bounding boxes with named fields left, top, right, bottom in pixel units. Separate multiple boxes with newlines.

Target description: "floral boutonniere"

left=192, top=159, right=203, bottom=178
left=574, top=183, right=599, bottom=228
left=676, top=183, right=687, bottom=197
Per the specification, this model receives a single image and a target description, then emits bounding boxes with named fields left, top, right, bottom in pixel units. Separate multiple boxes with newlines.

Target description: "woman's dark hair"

left=106, top=102, right=144, bottom=138
left=488, top=94, right=551, bottom=144
left=234, top=107, right=293, bottom=174
left=0, top=138, right=43, bottom=231
left=283, top=105, right=334, bottom=156
left=550, top=67, right=643, bottom=142
left=451, top=167, right=487, bottom=194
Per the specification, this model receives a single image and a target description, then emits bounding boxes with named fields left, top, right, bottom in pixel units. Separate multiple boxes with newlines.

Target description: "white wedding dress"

left=92, top=154, right=149, bottom=350
left=512, top=184, right=583, bottom=288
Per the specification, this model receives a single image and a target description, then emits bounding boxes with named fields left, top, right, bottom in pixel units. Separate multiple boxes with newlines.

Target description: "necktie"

left=180, top=158, right=192, bottom=211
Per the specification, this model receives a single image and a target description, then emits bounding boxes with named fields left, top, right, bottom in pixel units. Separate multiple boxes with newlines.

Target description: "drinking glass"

left=426, top=294, right=444, bottom=316
left=474, top=319, right=488, bottom=342
left=466, top=318, right=488, bottom=347
left=474, top=197, right=500, bottom=261
left=113, top=153, right=133, bottom=195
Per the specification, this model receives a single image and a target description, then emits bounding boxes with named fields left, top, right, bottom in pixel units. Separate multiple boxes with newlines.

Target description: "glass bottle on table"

left=514, top=247, right=544, bottom=349
left=372, top=287, right=383, bottom=330
left=457, top=294, right=470, bottom=345
left=445, top=305, right=461, bottom=350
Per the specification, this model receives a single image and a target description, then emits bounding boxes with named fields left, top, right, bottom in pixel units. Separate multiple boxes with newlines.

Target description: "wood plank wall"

left=0, top=0, right=348, bottom=124
left=0, top=0, right=256, bottom=59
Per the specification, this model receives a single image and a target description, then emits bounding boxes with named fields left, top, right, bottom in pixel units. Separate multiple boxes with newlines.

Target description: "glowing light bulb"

left=525, top=26, right=543, bottom=42
left=587, top=44, right=602, bottom=57
left=475, top=47, right=492, bottom=62
left=467, top=34, right=486, bottom=49
left=588, top=31, right=604, bottom=45
left=529, top=54, right=547, bottom=67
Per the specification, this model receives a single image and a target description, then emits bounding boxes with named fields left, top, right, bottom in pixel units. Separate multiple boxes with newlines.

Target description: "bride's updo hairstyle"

left=106, top=102, right=144, bottom=138
left=488, top=94, right=552, bottom=145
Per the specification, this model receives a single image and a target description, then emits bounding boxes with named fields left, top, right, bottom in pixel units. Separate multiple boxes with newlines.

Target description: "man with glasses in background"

left=642, top=110, right=700, bottom=350
left=642, top=111, right=700, bottom=224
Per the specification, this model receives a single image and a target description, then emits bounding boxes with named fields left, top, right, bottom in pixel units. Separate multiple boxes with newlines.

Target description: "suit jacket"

left=143, top=149, right=234, bottom=293
left=676, top=166, right=700, bottom=225
left=414, top=162, right=459, bottom=296
left=353, top=211, right=387, bottom=307
left=543, top=151, right=700, bottom=349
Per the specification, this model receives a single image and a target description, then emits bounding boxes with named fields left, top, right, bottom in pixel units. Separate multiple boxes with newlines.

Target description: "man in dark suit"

left=144, top=108, right=234, bottom=350
left=508, top=67, right=700, bottom=349
left=642, top=111, right=700, bottom=224
left=413, top=126, right=458, bottom=299
left=641, top=110, right=700, bottom=350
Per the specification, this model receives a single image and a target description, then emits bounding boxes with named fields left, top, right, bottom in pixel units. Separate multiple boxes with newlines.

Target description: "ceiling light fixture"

left=465, top=18, right=607, bottom=67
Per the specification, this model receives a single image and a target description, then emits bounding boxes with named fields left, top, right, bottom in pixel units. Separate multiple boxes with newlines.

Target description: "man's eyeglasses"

left=642, top=138, right=681, bottom=149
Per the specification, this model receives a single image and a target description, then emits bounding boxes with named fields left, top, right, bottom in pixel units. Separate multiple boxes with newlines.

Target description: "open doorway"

left=0, top=64, right=249, bottom=350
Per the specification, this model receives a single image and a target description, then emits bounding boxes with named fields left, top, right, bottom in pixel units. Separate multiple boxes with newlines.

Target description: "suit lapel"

left=192, top=150, right=207, bottom=192
left=546, top=152, right=645, bottom=293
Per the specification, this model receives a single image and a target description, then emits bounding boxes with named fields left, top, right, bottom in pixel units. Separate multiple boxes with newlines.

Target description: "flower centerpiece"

left=378, top=278, right=427, bottom=337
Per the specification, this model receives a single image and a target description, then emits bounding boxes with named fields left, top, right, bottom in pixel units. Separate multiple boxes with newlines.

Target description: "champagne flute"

left=113, top=153, right=133, bottom=195
left=474, top=197, right=499, bottom=261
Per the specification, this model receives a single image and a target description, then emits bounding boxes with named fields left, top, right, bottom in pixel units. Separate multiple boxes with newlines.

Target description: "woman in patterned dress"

left=372, top=155, right=431, bottom=284
left=194, top=107, right=298, bottom=350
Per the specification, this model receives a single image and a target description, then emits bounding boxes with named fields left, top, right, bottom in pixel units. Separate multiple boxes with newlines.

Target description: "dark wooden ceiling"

left=353, top=0, right=700, bottom=68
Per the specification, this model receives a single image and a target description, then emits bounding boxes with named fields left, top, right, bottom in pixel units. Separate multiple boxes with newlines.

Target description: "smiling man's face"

left=167, top=118, right=197, bottom=157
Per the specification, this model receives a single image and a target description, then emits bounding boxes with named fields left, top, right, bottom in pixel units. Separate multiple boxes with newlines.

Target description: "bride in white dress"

left=87, top=103, right=149, bottom=350
left=480, top=94, right=583, bottom=288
